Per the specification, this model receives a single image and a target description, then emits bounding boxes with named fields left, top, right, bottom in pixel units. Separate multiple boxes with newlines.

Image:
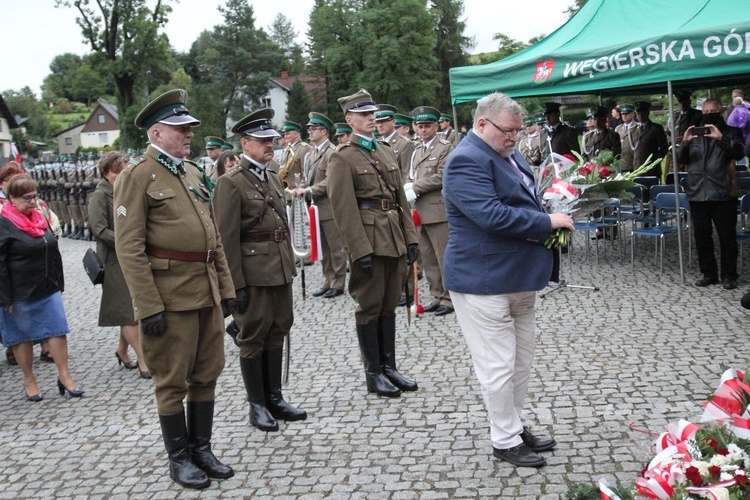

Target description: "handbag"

left=82, top=247, right=105, bottom=285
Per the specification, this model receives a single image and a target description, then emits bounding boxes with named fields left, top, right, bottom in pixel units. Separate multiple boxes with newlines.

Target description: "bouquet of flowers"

left=536, top=152, right=661, bottom=249
left=587, top=368, right=750, bottom=500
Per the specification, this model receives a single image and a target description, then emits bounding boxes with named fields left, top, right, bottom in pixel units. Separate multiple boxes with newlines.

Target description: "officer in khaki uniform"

left=114, top=89, right=236, bottom=490
left=203, top=136, right=224, bottom=182
left=375, top=104, right=415, bottom=183
left=334, top=122, right=352, bottom=145
left=519, top=118, right=544, bottom=166
left=404, top=106, right=454, bottom=316
left=214, top=109, right=306, bottom=433
left=395, top=113, right=414, bottom=141
left=327, top=89, right=420, bottom=398
left=279, top=121, right=312, bottom=188
left=615, top=104, right=638, bottom=172
left=582, top=105, right=622, bottom=160
left=292, top=112, right=347, bottom=298
left=438, top=113, right=461, bottom=148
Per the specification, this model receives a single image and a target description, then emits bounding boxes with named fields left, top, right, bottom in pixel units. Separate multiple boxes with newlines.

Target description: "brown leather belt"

left=241, top=229, right=288, bottom=242
left=357, top=198, right=399, bottom=211
left=146, top=245, right=216, bottom=263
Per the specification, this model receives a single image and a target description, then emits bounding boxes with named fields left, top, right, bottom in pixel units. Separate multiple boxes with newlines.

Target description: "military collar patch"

left=354, top=136, right=377, bottom=151
left=156, top=154, right=185, bottom=176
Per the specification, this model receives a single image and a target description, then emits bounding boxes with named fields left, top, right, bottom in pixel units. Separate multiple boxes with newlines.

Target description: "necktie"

left=509, top=157, right=535, bottom=193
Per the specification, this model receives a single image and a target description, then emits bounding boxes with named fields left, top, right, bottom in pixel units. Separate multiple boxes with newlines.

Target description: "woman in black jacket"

left=0, top=174, right=84, bottom=401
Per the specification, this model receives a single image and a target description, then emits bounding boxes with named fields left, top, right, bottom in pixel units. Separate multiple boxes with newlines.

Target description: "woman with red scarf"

left=0, top=174, right=84, bottom=401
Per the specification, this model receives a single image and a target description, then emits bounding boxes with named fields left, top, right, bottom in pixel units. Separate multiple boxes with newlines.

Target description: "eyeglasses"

left=21, top=193, right=38, bottom=203
left=485, top=118, right=522, bottom=138
left=250, top=137, right=277, bottom=145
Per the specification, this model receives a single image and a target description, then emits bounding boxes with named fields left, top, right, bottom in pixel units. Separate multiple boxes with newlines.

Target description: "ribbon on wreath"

left=686, top=479, right=737, bottom=500
left=635, top=462, right=685, bottom=499
left=598, top=478, right=622, bottom=500
left=702, top=368, right=750, bottom=423
left=308, top=204, right=322, bottom=262
left=655, top=419, right=700, bottom=453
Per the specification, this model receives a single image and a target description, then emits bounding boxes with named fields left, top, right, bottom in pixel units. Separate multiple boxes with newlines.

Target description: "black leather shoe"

left=434, top=305, right=454, bottom=316
left=422, top=302, right=440, bottom=313
left=312, top=287, right=330, bottom=297
left=741, top=290, right=750, bottom=310
left=520, top=426, right=556, bottom=452
left=695, top=275, right=719, bottom=287
left=323, top=288, right=344, bottom=298
left=723, top=278, right=738, bottom=290
left=492, top=443, right=546, bottom=467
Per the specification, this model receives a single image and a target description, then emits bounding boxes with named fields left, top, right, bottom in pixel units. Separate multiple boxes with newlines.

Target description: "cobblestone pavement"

left=1, top=230, right=749, bottom=499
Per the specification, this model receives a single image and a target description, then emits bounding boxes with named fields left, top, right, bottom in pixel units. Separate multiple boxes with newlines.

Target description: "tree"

left=429, top=0, right=473, bottom=113
left=71, top=62, right=107, bottom=106
left=564, top=0, right=587, bottom=18
left=55, top=0, right=174, bottom=149
left=286, top=78, right=311, bottom=136
left=41, top=53, right=82, bottom=103
left=269, top=14, right=306, bottom=75
left=3, top=87, right=50, bottom=149
left=361, top=0, right=437, bottom=109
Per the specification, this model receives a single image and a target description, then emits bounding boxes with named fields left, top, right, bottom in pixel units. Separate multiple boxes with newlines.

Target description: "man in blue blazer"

left=443, top=92, right=574, bottom=467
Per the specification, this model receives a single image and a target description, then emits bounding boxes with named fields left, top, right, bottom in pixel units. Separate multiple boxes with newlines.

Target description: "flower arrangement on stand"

left=537, top=152, right=661, bottom=248
left=564, top=368, right=750, bottom=500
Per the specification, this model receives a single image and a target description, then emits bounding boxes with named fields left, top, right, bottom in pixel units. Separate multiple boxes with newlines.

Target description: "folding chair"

left=737, top=194, right=750, bottom=273
left=631, top=192, right=690, bottom=272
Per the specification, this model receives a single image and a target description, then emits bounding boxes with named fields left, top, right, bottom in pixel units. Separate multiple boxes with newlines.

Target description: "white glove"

left=404, top=184, right=417, bottom=204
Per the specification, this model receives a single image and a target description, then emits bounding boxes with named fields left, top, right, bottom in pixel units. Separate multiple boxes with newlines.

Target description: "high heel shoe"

left=25, top=391, right=43, bottom=402
left=139, top=369, right=152, bottom=380
left=115, top=352, right=137, bottom=369
left=57, top=379, right=85, bottom=398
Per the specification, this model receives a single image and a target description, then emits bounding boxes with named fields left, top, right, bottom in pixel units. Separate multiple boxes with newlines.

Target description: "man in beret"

left=214, top=108, right=306, bottom=433
left=520, top=117, right=543, bottom=166
left=291, top=112, right=348, bottom=299
left=114, top=89, right=236, bottom=489
left=327, top=89, right=420, bottom=398
left=406, top=106, right=454, bottom=316
left=582, top=106, right=621, bottom=160
left=204, top=136, right=224, bottom=182
left=376, top=104, right=415, bottom=183
left=615, top=104, right=638, bottom=172
left=279, top=121, right=311, bottom=189
left=438, top=113, right=461, bottom=148
left=632, top=101, right=668, bottom=177
left=541, top=102, right=580, bottom=158
left=334, top=122, right=352, bottom=145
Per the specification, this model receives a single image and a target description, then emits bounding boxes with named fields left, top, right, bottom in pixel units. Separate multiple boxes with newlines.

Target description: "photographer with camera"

left=679, top=98, right=746, bottom=290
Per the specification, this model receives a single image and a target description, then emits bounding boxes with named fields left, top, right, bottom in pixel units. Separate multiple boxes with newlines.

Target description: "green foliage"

left=269, top=14, right=306, bottom=75
left=3, top=87, right=50, bottom=142
left=430, top=0, right=472, bottom=112
left=564, top=481, right=634, bottom=500
left=565, top=0, right=588, bottom=19
left=286, top=79, right=311, bottom=138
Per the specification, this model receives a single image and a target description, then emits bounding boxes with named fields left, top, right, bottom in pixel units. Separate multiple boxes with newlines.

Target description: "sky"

left=1, top=0, right=570, bottom=96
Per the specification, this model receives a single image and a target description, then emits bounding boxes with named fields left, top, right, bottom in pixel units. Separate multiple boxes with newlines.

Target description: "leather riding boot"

left=72, top=226, right=85, bottom=240
left=262, top=347, right=307, bottom=421
left=239, top=355, right=279, bottom=431
left=356, top=322, right=401, bottom=398
left=158, top=411, right=211, bottom=489
left=186, top=401, right=234, bottom=479
left=62, top=224, right=71, bottom=238
left=378, top=316, right=418, bottom=392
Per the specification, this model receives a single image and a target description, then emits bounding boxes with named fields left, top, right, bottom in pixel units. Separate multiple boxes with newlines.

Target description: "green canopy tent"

left=449, top=0, right=750, bottom=103
left=449, top=0, right=750, bottom=283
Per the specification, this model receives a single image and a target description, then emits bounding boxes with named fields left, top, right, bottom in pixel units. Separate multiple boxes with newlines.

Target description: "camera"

left=693, top=126, right=708, bottom=136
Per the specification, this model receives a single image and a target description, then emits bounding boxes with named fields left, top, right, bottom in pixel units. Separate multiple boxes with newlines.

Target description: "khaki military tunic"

left=410, top=138, right=452, bottom=308
left=280, top=140, right=312, bottom=188
left=440, top=127, right=461, bottom=148
left=306, top=141, right=347, bottom=291
left=520, top=132, right=544, bottom=166
left=616, top=122, right=639, bottom=172
left=327, top=139, right=419, bottom=324
left=582, top=129, right=622, bottom=160
left=114, top=145, right=235, bottom=414
left=383, top=131, right=415, bottom=183
left=214, top=157, right=296, bottom=358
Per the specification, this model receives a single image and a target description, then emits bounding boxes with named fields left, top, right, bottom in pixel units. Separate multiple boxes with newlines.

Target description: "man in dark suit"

left=582, top=106, right=621, bottom=160
left=632, top=101, right=669, bottom=177
left=443, top=92, right=574, bottom=468
left=541, top=102, right=580, bottom=158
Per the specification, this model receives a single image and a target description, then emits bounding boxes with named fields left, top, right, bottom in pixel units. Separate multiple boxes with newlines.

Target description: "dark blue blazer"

left=442, top=131, right=553, bottom=295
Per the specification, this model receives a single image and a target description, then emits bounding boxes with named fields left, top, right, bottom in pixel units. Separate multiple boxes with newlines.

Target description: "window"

left=98, top=114, right=105, bottom=124
left=98, top=133, right=108, bottom=145
left=65, top=137, right=72, bottom=146
left=262, top=98, right=272, bottom=108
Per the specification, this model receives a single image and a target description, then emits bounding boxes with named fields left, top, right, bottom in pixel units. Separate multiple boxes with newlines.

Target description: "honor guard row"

left=28, top=155, right=100, bottom=239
